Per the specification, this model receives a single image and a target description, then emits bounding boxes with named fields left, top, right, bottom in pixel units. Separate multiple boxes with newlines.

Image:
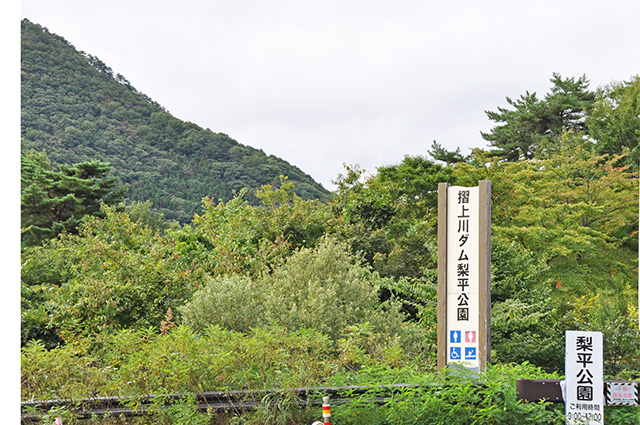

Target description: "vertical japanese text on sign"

left=566, top=331, right=604, bottom=425
left=446, top=186, right=480, bottom=368
left=437, top=181, right=490, bottom=371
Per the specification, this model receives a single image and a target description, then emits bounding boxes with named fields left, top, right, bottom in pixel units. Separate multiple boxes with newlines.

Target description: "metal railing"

left=21, top=383, right=423, bottom=423
left=22, top=380, right=639, bottom=423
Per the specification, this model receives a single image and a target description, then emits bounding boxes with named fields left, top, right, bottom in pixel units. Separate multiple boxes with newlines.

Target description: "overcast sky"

left=19, top=0, right=640, bottom=190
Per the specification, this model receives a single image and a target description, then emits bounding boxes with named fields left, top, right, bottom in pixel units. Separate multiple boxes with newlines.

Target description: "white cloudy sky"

left=18, top=0, right=640, bottom=190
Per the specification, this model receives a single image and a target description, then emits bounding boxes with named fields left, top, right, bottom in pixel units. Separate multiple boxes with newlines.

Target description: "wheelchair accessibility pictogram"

left=450, top=347, right=461, bottom=360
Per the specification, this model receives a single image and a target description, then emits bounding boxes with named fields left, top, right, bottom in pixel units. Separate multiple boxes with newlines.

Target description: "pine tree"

left=482, top=73, right=595, bottom=161
left=21, top=149, right=125, bottom=249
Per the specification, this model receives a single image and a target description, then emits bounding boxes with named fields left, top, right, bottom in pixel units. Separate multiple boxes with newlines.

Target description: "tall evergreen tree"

left=482, top=73, right=595, bottom=161
left=21, top=149, right=125, bottom=249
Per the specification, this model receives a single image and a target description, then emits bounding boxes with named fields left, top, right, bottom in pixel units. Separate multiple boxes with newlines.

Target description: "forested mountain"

left=21, top=19, right=330, bottom=223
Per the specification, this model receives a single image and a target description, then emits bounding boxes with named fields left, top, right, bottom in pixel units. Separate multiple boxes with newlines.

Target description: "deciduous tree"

left=586, top=75, right=640, bottom=171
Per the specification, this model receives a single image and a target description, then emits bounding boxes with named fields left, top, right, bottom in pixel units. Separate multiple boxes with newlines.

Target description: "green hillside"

left=21, top=19, right=330, bottom=223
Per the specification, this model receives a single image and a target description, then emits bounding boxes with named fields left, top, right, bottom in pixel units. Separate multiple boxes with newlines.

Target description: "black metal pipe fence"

left=22, top=380, right=639, bottom=423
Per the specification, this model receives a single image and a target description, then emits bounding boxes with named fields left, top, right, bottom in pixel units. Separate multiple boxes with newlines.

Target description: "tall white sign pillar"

left=437, top=181, right=491, bottom=371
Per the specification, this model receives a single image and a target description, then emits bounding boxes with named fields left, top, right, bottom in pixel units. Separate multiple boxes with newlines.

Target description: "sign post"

left=565, top=330, right=604, bottom=425
left=437, top=181, right=491, bottom=371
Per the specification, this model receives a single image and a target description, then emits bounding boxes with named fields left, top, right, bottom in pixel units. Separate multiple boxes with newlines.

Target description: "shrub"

left=180, top=237, right=410, bottom=342
left=330, top=363, right=566, bottom=425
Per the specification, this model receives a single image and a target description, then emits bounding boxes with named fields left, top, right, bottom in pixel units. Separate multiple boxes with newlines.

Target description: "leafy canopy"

left=586, top=75, right=640, bottom=171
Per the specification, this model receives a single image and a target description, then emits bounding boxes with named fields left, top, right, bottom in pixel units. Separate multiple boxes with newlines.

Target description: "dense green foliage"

left=21, top=19, right=329, bottom=224
left=28, top=329, right=617, bottom=425
left=19, top=18, right=639, bottom=424
left=21, top=333, right=640, bottom=425
left=21, top=206, right=200, bottom=346
left=181, top=238, right=393, bottom=338
left=586, top=76, right=640, bottom=171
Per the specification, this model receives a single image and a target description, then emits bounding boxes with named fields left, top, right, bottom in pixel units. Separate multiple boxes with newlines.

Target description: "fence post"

left=322, top=396, right=331, bottom=425
left=311, top=396, right=331, bottom=425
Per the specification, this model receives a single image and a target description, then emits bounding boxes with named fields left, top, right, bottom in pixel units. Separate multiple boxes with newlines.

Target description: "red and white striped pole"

left=311, top=396, right=331, bottom=425
left=322, top=396, right=331, bottom=425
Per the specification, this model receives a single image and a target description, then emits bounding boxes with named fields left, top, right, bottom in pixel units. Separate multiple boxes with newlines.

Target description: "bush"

left=20, top=206, right=202, bottom=344
left=178, top=274, right=263, bottom=333
left=330, top=363, right=566, bottom=425
left=180, top=237, right=411, bottom=342
left=21, top=325, right=336, bottom=400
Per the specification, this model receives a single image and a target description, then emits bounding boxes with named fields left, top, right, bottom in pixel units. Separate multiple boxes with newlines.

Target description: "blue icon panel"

left=450, top=330, right=461, bottom=344
left=465, top=347, right=477, bottom=360
left=450, top=347, right=461, bottom=360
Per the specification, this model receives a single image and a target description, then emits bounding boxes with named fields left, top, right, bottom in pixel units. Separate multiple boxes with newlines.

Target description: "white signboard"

left=565, top=331, right=604, bottom=425
left=607, top=382, right=638, bottom=405
left=446, top=186, right=480, bottom=368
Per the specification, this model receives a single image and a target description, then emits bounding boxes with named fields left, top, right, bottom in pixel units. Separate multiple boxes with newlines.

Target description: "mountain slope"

left=21, top=19, right=330, bottom=223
